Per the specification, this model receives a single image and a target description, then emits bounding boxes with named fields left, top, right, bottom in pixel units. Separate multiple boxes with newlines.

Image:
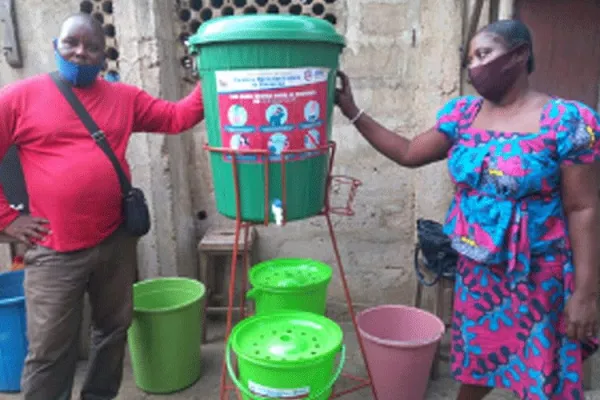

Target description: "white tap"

left=271, top=199, right=283, bottom=226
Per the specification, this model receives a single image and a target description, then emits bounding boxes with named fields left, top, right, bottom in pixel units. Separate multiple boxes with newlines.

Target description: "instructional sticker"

left=216, top=67, right=330, bottom=163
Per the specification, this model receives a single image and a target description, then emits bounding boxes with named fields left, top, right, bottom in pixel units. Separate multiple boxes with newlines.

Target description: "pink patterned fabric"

left=436, top=96, right=600, bottom=399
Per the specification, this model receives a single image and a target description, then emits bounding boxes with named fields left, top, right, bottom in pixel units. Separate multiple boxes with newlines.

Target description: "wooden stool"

left=413, top=257, right=454, bottom=380
left=198, top=226, right=257, bottom=343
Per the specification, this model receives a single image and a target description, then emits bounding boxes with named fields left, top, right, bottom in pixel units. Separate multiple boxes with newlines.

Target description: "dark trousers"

left=20, top=229, right=138, bottom=400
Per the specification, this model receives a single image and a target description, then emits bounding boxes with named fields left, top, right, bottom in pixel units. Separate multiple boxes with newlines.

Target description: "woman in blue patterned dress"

left=335, top=19, right=600, bottom=400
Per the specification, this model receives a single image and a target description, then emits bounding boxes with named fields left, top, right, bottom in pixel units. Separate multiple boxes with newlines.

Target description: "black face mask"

left=468, top=45, right=527, bottom=103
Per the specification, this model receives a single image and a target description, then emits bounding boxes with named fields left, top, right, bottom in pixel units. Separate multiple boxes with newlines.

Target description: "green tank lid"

left=188, top=14, right=345, bottom=47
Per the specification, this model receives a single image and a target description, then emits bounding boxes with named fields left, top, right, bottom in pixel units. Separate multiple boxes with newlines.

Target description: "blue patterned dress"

left=435, top=96, right=600, bottom=399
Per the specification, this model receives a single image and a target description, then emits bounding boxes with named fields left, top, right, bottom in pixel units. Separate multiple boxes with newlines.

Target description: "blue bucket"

left=0, top=269, right=28, bottom=392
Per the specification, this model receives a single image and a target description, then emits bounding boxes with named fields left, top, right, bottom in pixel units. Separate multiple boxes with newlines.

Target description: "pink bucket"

left=357, top=305, right=445, bottom=400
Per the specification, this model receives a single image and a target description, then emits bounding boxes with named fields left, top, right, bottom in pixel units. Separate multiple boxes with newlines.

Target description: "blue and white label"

left=248, top=381, right=310, bottom=399
left=216, top=67, right=330, bottom=93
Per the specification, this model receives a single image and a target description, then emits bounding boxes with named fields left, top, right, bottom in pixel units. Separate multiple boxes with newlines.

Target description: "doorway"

left=515, top=0, right=600, bottom=108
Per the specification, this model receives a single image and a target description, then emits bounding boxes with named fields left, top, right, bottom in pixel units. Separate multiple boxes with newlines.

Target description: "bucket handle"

left=226, top=342, right=346, bottom=400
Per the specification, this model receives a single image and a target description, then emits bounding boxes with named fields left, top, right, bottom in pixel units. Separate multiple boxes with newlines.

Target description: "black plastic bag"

left=414, top=218, right=458, bottom=286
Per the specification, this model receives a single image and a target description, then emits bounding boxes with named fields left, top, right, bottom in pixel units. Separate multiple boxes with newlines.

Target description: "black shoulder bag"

left=50, top=72, right=151, bottom=237
left=414, top=218, right=458, bottom=286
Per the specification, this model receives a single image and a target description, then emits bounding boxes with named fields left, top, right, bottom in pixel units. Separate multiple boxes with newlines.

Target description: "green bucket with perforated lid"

left=246, top=258, right=332, bottom=315
left=226, top=311, right=345, bottom=400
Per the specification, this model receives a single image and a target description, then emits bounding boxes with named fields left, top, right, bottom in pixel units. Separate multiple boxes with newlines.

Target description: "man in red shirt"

left=0, top=13, right=205, bottom=400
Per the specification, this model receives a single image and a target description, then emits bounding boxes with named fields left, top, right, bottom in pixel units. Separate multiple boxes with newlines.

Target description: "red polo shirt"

left=0, top=74, right=204, bottom=251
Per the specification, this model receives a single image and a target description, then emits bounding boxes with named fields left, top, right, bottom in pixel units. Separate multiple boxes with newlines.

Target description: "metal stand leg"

left=208, top=142, right=377, bottom=399
left=219, top=219, right=243, bottom=400
left=324, top=212, right=378, bottom=399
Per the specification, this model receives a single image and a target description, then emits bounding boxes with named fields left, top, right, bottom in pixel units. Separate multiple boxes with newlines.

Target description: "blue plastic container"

left=0, top=270, right=27, bottom=392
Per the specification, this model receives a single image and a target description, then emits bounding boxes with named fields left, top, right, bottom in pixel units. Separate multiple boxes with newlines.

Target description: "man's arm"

left=0, top=84, right=50, bottom=245
left=132, top=84, right=204, bottom=134
left=0, top=87, right=21, bottom=231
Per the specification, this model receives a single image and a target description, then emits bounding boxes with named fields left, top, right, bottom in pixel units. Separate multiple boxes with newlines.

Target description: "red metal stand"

left=204, top=141, right=378, bottom=400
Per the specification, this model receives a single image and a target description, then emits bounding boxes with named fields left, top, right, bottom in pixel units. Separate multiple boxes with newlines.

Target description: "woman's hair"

left=479, top=19, right=535, bottom=74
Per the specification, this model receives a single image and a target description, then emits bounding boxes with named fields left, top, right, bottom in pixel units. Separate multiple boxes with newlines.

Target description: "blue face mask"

left=53, top=39, right=103, bottom=87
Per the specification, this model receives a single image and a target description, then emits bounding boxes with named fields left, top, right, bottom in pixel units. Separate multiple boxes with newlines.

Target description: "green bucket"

left=187, top=15, right=346, bottom=223
left=247, top=258, right=333, bottom=315
left=127, top=278, right=206, bottom=394
left=227, top=311, right=345, bottom=400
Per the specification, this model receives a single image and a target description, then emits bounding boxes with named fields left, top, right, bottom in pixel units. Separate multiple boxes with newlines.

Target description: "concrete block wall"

left=113, top=0, right=199, bottom=280
left=0, top=0, right=81, bottom=86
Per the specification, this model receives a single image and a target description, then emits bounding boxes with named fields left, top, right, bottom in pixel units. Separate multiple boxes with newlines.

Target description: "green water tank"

left=188, top=15, right=345, bottom=223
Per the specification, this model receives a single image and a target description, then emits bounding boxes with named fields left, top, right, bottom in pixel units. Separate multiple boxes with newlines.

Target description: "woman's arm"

left=561, top=162, right=600, bottom=340
left=562, top=163, right=600, bottom=297
left=352, top=114, right=451, bottom=168
left=336, top=71, right=451, bottom=168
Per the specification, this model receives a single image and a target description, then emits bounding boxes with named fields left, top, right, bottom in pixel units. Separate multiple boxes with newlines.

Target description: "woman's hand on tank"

left=335, top=70, right=360, bottom=120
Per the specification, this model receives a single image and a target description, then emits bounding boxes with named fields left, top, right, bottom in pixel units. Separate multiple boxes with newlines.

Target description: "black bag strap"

left=49, top=71, right=132, bottom=195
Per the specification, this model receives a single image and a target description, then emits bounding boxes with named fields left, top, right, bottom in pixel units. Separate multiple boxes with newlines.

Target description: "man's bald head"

left=56, top=12, right=105, bottom=66
left=59, top=13, right=105, bottom=46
